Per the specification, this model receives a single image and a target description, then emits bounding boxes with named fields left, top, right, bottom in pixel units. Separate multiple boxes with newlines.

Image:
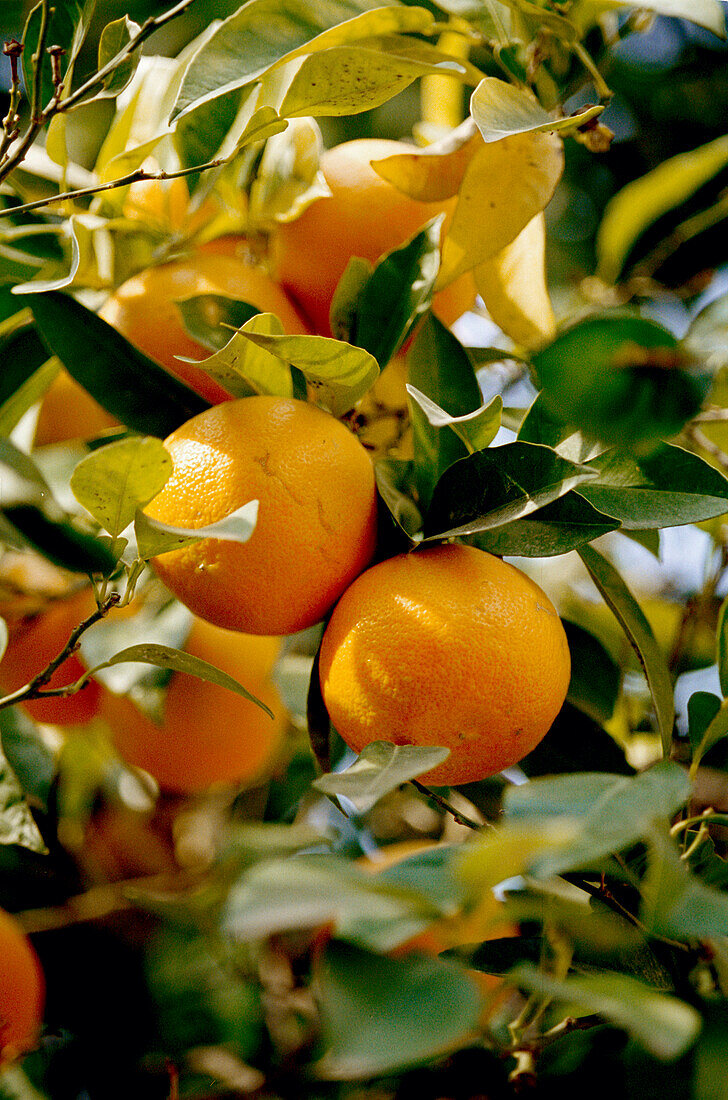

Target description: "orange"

left=319, top=544, right=570, bottom=786
left=122, top=175, right=217, bottom=237
left=34, top=369, right=118, bottom=446
left=0, top=586, right=101, bottom=725
left=99, top=251, right=310, bottom=405
left=99, top=616, right=287, bottom=793
left=0, top=908, right=44, bottom=1065
left=270, top=137, right=477, bottom=338
left=144, top=396, right=378, bottom=635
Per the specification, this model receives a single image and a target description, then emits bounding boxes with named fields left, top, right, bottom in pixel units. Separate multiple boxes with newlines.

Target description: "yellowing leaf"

left=574, top=0, right=726, bottom=38
left=70, top=436, right=172, bottom=538
left=248, top=118, right=330, bottom=230
left=471, top=76, right=603, bottom=142
left=177, top=312, right=293, bottom=399
left=456, top=820, right=580, bottom=893
left=475, top=213, right=555, bottom=348
left=597, top=135, right=728, bottom=283
left=371, top=118, right=481, bottom=202
left=438, top=130, right=563, bottom=286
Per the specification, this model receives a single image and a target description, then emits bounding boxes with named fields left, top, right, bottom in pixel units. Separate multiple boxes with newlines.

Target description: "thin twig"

left=0, top=591, right=120, bottom=712
left=410, top=779, right=485, bottom=830
left=28, top=0, right=51, bottom=125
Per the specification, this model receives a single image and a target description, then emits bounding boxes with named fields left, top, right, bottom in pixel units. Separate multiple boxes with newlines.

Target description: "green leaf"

left=171, top=1, right=436, bottom=121
left=577, top=1, right=726, bottom=37
left=642, top=826, right=728, bottom=940
left=423, top=442, right=598, bottom=542
left=374, top=458, right=422, bottom=541
left=473, top=490, right=619, bottom=557
left=2, top=504, right=117, bottom=575
left=223, top=855, right=443, bottom=951
left=407, top=385, right=503, bottom=453
left=579, top=544, right=674, bottom=752
left=471, top=76, right=603, bottom=142
left=176, top=296, right=262, bottom=352
left=315, top=940, right=484, bottom=1079
left=686, top=291, right=728, bottom=374
left=134, top=500, right=259, bottom=561
left=718, top=598, right=728, bottom=697
left=408, top=315, right=482, bottom=508
left=0, top=746, right=46, bottom=854
left=71, top=437, right=172, bottom=538
left=313, top=742, right=450, bottom=813
left=510, top=964, right=700, bottom=1061
left=597, top=135, right=728, bottom=283
left=96, top=15, right=141, bottom=99
left=26, top=292, right=209, bottom=438
left=687, top=691, right=722, bottom=755
left=177, top=312, right=292, bottom=399
left=576, top=444, right=728, bottom=529
left=689, top=698, right=728, bottom=775
left=0, top=324, right=51, bottom=408
left=0, top=707, right=56, bottom=814
left=354, top=218, right=443, bottom=367
left=85, top=644, right=273, bottom=717
left=237, top=331, right=379, bottom=416
left=22, top=0, right=87, bottom=113
left=532, top=313, right=708, bottom=449
left=564, top=621, right=621, bottom=725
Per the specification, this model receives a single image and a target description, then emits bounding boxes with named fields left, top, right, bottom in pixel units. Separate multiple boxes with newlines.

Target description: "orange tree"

left=0, top=1, right=728, bottom=1097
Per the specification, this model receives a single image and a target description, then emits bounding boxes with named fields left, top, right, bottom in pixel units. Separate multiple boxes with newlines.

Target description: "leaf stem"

left=410, top=779, right=485, bottom=830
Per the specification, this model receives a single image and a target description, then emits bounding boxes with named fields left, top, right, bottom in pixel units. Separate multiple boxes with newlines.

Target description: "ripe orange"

left=0, top=586, right=101, bottom=725
left=99, top=251, right=310, bottom=405
left=0, top=908, right=44, bottom=1065
left=99, top=616, right=287, bottom=793
left=269, top=138, right=477, bottom=337
left=144, top=396, right=378, bottom=635
left=34, top=369, right=118, bottom=446
left=122, top=175, right=217, bottom=237
left=319, top=544, right=570, bottom=786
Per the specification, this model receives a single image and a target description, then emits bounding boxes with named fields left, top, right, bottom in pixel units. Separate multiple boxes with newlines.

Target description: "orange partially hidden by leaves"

left=34, top=369, right=118, bottom=446
left=98, top=251, right=310, bottom=405
left=0, top=908, right=44, bottom=1065
left=99, top=617, right=287, bottom=794
left=269, top=138, right=477, bottom=337
left=122, top=176, right=218, bottom=237
left=319, top=544, right=570, bottom=786
left=0, top=586, right=101, bottom=725
left=144, top=396, right=378, bottom=636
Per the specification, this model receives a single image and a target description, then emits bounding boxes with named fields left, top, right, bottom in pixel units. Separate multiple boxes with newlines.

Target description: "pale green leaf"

left=71, top=437, right=172, bottom=538
left=471, top=77, right=603, bottom=142
left=0, top=359, right=59, bottom=439
left=135, top=500, right=259, bottom=560
left=178, top=312, right=293, bottom=399
left=248, top=117, right=329, bottom=230
left=238, top=332, right=379, bottom=415
left=597, top=135, right=728, bottom=283
left=407, top=385, right=502, bottom=452
left=96, top=16, right=141, bottom=99
left=579, top=545, right=674, bottom=751
left=313, top=742, right=451, bottom=813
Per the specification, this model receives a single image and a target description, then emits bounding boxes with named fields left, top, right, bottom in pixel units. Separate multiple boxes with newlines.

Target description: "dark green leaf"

left=423, top=442, right=597, bottom=542
left=26, top=291, right=209, bottom=437
left=408, top=315, right=481, bottom=508
left=687, top=691, right=722, bottom=755
left=718, top=597, right=728, bottom=696
left=642, top=826, right=728, bottom=940
left=176, top=295, right=262, bottom=352
left=22, top=0, right=87, bottom=112
left=315, top=940, right=484, bottom=1079
left=354, top=217, right=442, bottom=367
left=577, top=444, right=728, bottom=529
left=4, top=504, right=117, bottom=575
left=407, top=386, right=502, bottom=453
left=579, top=544, right=675, bottom=752
left=532, top=313, right=709, bottom=448
left=374, top=458, right=421, bottom=541
left=563, top=621, right=621, bottom=725
left=473, top=490, right=619, bottom=557
left=0, top=706, right=55, bottom=814
left=0, top=324, right=50, bottom=408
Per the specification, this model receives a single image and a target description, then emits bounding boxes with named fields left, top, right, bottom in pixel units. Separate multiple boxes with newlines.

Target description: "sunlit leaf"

left=474, top=213, right=555, bottom=348
left=597, top=135, right=728, bottom=283
left=407, top=386, right=502, bottom=453
left=96, top=15, right=141, bottom=99
left=578, top=545, right=675, bottom=752
left=135, top=500, right=259, bottom=561
left=176, top=296, right=263, bottom=353
left=313, top=742, right=450, bottom=813
left=315, top=940, right=484, bottom=1079
left=574, top=0, right=725, bottom=38
left=371, top=118, right=481, bottom=201
left=471, top=76, right=603, bottom=142
left=248, top=117, right=329, bottom=230
left=473, top=491, right=619, bottom=557
left=70, top=437, right=172, bottom=538
left=177, top=312, right=292, bottom=399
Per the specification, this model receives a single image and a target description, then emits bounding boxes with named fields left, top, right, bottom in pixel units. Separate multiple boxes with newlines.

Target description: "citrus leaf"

left=134, top=500, right=259, bottom=561
left=315, top=941, right=484, bottom=1079
left=371, top=118, right=481, bottom=202
left=474, top=490, right=619, bottom=557
left=171, top=0, right=437, bottom=121
left=0, top=707, right=56, bottom=814
left=643, top=827, right=728, bottom=941
left=3, top=504, right=117, bottom=575
left=510, top=964, right=700, bottom=1061
left=85, top=644, right=273, bottom=717
left=176, top=296, right=264, bottom=353
left=474, top=213, right=555, bottom=348
left=95, top=15, right=141, bottom=99
left=70, top=437, right=172, bottom=538
left=689, top=698, right=728, bottom=775
left=22, top=0, right=88, bottom=115
left=407, top=386, right=502, bottom=453
left=374, top=458, right=422, bottom=542
left=178, top=312, right=293, bottom=399
left=236, top=331, right=379, bottom=416
left=687, top=691, right=722, bottom=756
left=597, top=135, right=728, bottom=284
left=718, top=597, right=728, bottom=697
left=313, top=742, right=451, bottom=813
left=0, top=746, right=46, bottom=854
left=438, top=130, right=563, bottom=287
left=575, top=0, right=726, bottom=39
left=576, top=444, right=728, bottom=529
left=423, top=442, right=598, bottom=542
left=532, top=313, right=708, bottom=448
left=25, top=292, right=209, bottom=438
left=471, top=76, right=603, bottom=142
left=578, top=545, right=674, bottom=752
left=564, top=621, right=621, bottom=725
left=457, top=819, right=583, bottom=893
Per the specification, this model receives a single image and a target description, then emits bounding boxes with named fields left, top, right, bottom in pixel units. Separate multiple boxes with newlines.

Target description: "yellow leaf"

left=371, top=118, right=481, bottom=202
left=438, top=130, right=563, bottom=287
left=456, top=820, right=580, bottom=893
left=475, top=213, right=555, bottom=349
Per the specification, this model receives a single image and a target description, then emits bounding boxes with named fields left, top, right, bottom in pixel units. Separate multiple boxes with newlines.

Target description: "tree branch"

left=410, top=779, right=485, bottom=830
